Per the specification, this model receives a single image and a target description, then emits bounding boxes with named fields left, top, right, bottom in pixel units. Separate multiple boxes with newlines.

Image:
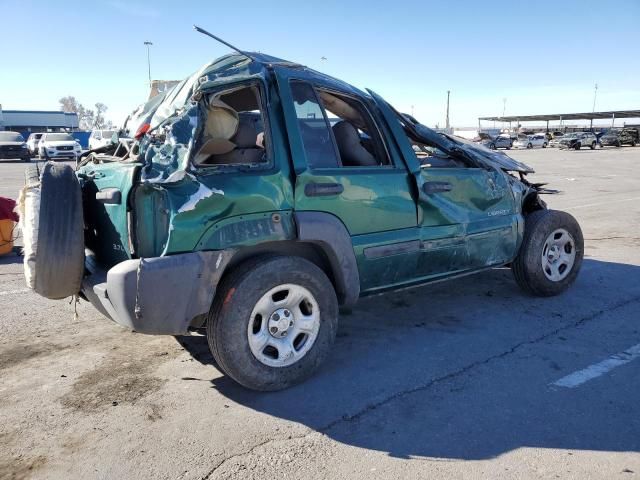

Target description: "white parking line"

left=551, top=343, right=640, bottom=388
left=0, top=288, right=30, bottom=296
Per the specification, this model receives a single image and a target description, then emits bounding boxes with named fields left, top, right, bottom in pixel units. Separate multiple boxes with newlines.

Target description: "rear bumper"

left=81, top=249, right=234, bottom=335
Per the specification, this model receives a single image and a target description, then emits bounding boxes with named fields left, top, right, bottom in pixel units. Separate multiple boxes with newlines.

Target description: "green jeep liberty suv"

left=20, top=50, right=583, bottom=391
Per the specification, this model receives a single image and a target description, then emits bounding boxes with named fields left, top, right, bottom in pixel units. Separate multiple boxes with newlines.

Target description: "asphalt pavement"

left=0, top=147, right=639, bottom=479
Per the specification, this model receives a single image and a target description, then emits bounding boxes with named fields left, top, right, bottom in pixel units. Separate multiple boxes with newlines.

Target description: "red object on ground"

left=0, top=197, right=19, bottom=222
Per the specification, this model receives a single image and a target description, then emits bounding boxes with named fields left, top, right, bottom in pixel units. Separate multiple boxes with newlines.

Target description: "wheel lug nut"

left=289, top=321, right=294, bottom=327
left=273, top=313, right=280, bottom=321
left=284, top=310, right=290, bottom=317
left=270, top=327, right=278, bottom=334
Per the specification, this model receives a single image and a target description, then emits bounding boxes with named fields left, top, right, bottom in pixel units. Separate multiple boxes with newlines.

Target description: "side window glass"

left=317, top=89, right=390, bottom=167
left=289, top=81, right=340, bottom=169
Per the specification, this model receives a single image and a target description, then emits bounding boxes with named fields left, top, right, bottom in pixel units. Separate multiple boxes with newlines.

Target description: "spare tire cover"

left=19, top=162, right=84, bottom=299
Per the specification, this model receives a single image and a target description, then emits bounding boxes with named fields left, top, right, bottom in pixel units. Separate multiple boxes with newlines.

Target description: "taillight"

left=135, top=123, right=151, bottom=140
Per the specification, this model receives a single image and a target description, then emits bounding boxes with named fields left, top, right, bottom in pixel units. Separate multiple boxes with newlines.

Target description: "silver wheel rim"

left=247, top=284, right=320, bottom=368
left=541, top=228, right=576, bottom=282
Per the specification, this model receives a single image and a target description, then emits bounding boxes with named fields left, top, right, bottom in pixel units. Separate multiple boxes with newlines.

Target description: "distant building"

left=0, top=106, right=79, bottom=139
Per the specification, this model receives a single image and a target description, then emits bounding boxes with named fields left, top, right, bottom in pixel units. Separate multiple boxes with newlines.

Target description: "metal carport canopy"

left=479, top=109, right=640, bottom=122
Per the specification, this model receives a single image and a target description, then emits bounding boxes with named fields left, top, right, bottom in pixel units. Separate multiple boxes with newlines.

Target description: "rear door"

left=83, top=162, right=139, bottom=267
left=273, top=68, right=419, bottom=291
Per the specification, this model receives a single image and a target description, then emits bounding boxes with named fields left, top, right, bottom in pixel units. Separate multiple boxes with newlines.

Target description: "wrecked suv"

left=20, top=46, right=584, bottom=391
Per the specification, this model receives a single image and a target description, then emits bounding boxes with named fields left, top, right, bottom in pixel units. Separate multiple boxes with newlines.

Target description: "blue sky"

left=1, top=0, right=638, bottom=127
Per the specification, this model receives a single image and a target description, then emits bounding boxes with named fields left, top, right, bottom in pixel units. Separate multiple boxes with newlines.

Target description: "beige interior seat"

left=193, top=99, right=239, bottom=164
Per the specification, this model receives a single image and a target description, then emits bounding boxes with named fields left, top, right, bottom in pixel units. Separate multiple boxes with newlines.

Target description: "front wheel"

left=574, top=142, right=581, bottom=150
left=542, top=142, right=548, bottom=148
left=512, top=210, right=583, bottom=296
left=207, top=256, right=338, bottom=391
left=590, top=141, right=596, bottom=150
left=527, top=143, right=533, bottom=149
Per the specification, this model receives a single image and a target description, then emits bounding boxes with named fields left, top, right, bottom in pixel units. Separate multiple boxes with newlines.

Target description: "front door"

left=416, top=167, right=519, bottom=277
left=273, top=69, right=419, bottom=292
left=368, top=90, right=520, bottom=280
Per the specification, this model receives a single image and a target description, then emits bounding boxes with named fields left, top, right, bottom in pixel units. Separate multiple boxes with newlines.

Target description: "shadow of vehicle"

left=178, top=258, right=640, bottom=460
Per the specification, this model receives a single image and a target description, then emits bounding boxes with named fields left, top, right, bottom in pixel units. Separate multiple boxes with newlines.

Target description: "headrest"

left=233, top=115, right=260, bottom=148
left=332, top=121, right=360, bottom=146
left=203, top=98, right=239, bottom=155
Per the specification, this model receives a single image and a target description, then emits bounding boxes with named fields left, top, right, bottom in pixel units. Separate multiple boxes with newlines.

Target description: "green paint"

left=79, top=52, right=539, bottom=299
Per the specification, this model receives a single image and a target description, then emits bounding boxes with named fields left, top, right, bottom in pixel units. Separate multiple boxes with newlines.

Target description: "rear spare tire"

left=19, top=162, right=84, bottom=299
left=512, top=210, right=583, bottom=296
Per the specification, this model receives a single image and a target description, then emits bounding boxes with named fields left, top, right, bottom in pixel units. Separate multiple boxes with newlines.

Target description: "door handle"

left=304, top=182, right=344, bottom=197
left=96, top=188, right=121, bottom=204
left=422, top=181, right=452, bottom=194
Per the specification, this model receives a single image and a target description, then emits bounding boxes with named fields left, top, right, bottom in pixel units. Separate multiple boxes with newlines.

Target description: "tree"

left=59, top=96, right=112, bottom=130
left=94, top=103, right=108, bottom=129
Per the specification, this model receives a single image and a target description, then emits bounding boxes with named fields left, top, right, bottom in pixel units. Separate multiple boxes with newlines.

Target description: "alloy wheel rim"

left=541, top=228, right=576, bottom=282
left=247, top=284, right=320, bottom=367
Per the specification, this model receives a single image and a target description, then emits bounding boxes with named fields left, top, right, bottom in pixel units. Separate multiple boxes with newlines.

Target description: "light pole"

left=445, top=90, right=450, bottom=131
left=144, top=41, right=153, bottom=87
left=591, top=83, right=598, bottom=130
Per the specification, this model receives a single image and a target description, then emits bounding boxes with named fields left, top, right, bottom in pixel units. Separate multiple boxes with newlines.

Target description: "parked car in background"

left=26, top=133, right=44, bottom=155
left=513, top=134, right=548, bottom=149
left=549, top=134, right=564, bottom=148
left=558, top=132, right=598, bottom=150
left=474, top=132, right=512, bottom=149
left=599, top=128, right=638, bottom=147
left=0, top=131, right=30, bottom=162
left=38, top=133, right=83, bottom=160
left=88, top=130, right=117, bottom=150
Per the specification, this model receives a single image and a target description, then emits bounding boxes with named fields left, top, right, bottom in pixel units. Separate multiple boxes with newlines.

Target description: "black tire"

left=207, top=255, right=339, bottom=391
left=512, top=210, right=583, bottom=297
left=590, top=141, right=596, bottom=150
left=574, top=142, right=581, bottom=150
left=543, top=142, right=548, bottom=148
left=632, top=141, right=637, bottom=147
left=23, top=162, right=84, bottom=299
left=527, top=143, right=533, bottom=149
left=489, top=143, right=496, bottom=150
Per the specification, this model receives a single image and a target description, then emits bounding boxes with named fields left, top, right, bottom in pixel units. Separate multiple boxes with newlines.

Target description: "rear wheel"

left=207, top=256, right=338, bottom=391
left=527, top=143, right=533, bottom=149
left=542, top=142, right=548, bottom=148
left=489, top=143, right=496, bottom=150
left=512, top=210, right=583, bottom=296
left=574, top=142, right=581, bottom=150
left=590, top=141, right=596, bottom=150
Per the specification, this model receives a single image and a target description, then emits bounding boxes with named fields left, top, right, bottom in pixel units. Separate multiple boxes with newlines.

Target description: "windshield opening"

left=0, top=132, right=24, bottom=142
left=46, top=133, right=74, bottom=142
